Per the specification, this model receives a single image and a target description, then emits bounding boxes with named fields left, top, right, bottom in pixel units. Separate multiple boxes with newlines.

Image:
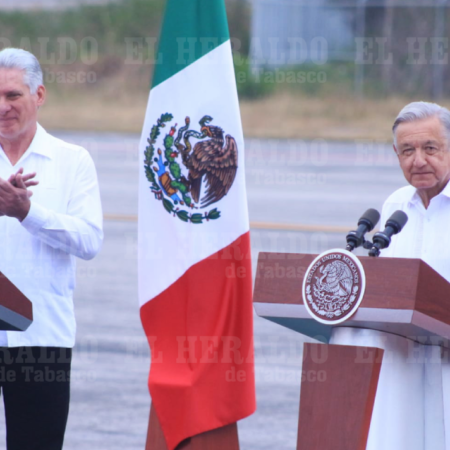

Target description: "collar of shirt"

left=408, top=180, right=450, bottom=208
left=0, top=123, right=53, bottom=166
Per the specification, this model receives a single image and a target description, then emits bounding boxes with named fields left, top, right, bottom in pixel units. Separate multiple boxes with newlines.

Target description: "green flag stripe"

left=152, top=0, right=230, bottom=89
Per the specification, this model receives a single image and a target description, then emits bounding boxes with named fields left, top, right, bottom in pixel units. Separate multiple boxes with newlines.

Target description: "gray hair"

left=0, top=48, right=43, bottom=94
left=393, top=101, right=450, bottom=147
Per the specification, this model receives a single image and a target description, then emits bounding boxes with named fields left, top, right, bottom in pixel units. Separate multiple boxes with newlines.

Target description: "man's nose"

left=0, top=98, right=11, bottom=115
left=412, top=149, right=427, bottom=167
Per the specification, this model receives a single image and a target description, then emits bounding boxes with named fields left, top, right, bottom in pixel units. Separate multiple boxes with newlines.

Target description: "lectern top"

left=253, top=253, right=450, bottom=344
left=0, top=272, right=33, bottom=331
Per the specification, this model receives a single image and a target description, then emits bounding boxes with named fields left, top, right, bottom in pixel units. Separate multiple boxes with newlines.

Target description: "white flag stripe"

left=138, top=41, right=250, bottom=306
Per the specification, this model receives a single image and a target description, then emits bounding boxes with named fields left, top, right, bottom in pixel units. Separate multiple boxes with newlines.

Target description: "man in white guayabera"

left=0, top=48, right=103, bottom=449
left=332, top=101, right=450, bottom=450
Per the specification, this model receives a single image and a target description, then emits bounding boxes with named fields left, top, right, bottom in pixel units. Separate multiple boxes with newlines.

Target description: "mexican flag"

left=138, top=1, right=256, bottom=449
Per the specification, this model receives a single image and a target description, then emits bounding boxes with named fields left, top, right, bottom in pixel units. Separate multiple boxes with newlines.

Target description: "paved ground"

left=0, top=131, right=406, bottom=449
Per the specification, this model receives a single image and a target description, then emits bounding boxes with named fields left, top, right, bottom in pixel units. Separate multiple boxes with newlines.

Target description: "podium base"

left=297, top=343, right=384, bottom=450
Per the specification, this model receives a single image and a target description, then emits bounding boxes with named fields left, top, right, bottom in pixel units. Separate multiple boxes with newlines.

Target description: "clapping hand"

left=0, top=168, right=39, bottom=221
left=8, top=167, right=39, bottom=196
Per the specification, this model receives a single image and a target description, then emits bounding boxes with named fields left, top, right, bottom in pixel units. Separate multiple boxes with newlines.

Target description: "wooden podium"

left=0, top=272, right=33, bottom=331
left=253, top=252, right=450, bottom=450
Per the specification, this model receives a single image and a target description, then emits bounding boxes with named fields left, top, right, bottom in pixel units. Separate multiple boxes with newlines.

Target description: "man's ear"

left=393, top=144, right=398, bottom=155
left=36, top=85, right=46, bottom=108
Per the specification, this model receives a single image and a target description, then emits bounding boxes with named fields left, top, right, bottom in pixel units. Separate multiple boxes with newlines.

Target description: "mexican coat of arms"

left=144, top=114, right=238, bottom=224
left=302, top=249, right=366, bottom=325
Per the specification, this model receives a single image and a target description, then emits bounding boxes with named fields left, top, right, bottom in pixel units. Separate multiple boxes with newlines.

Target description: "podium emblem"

left=302, top=249, right=366, bottom=325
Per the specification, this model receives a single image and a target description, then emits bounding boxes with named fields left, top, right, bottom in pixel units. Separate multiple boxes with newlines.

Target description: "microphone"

left=369, top=210, right=408, bottom=257
left=346, top=208, right=381, bottom=252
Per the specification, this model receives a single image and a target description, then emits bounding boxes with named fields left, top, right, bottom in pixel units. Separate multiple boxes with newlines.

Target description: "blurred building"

left=0, top=0, right=115, bottom=10
left=250, top=0, right=355, bottom=67
left=249, top=0, right=450, bottom=98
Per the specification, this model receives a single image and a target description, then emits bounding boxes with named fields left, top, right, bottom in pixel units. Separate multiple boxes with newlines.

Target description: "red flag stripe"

left=140, top=231, right=255, bottom=450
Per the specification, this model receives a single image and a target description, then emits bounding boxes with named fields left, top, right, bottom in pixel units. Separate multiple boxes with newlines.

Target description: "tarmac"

left=0, top=131, right=406, bottom=449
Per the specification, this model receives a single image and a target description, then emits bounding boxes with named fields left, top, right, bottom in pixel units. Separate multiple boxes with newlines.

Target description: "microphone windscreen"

left=359, top=208, right=381, bottom=231
left=386, top=210, right=408, bottom=232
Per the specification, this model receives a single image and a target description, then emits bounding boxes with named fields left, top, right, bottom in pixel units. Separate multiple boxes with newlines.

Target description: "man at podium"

left=0, top=48, right=103, bottom=449
left=332, top=102, right=450, bottom=450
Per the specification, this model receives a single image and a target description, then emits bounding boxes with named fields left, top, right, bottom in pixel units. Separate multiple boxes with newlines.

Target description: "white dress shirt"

left=331, top=181, right=450, bottom=450
left=379, top=182, right=450, bottom=282
left=0, top=124, right=103, bottom=347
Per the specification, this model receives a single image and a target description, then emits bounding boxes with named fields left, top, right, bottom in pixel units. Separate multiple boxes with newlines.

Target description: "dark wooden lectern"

left=253, top=253, right=450, bottom=450
left=0, top=272, right=33, bottom=331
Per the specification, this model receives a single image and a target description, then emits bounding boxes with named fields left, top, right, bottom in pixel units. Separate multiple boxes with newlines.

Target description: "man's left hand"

left=0, top=171, right=37, bottom=222
left=8, top=168, right=39, bottom=194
